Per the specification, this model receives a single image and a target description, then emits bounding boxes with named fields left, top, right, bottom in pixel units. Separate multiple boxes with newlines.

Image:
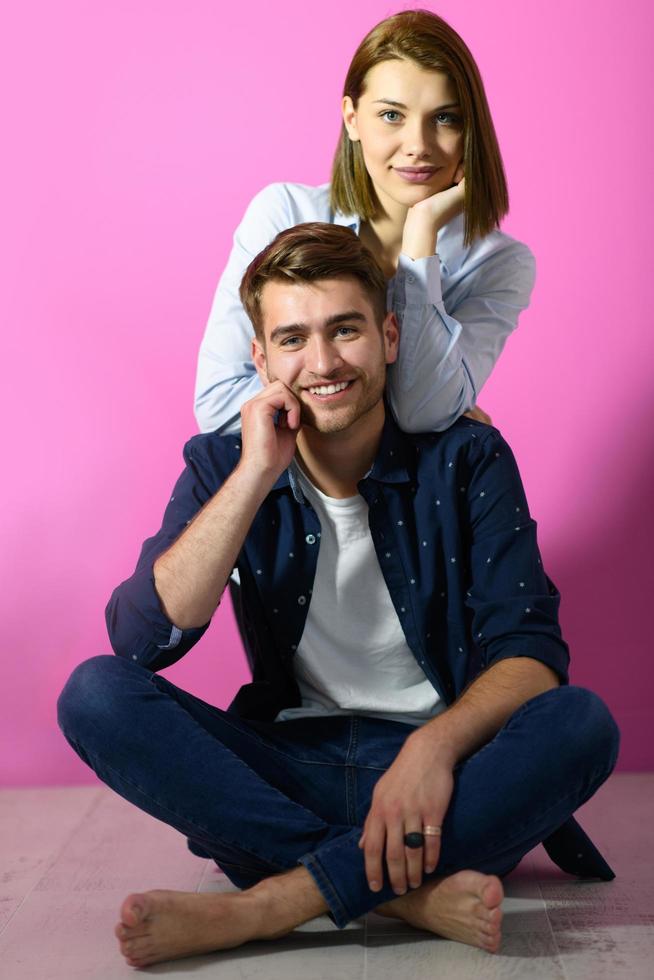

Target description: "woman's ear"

left=342, top=96, right=360, bottom=141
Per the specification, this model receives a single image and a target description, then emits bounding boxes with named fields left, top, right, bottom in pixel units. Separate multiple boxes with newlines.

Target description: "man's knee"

left=544, top=685, right=620, bottom=775
left=57, top=654, right=141, bottom=744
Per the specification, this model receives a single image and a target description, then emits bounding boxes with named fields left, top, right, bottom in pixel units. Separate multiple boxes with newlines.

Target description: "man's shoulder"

left=406, top=417, right=508, bottom=462
left=181, top=430, right=242, bottom=491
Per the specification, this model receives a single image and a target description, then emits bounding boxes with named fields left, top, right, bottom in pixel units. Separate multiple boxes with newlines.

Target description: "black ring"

left=403, top=831, right=425, bottom=849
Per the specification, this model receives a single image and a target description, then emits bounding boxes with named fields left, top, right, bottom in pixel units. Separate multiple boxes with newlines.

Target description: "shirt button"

left=408, top=275, right=415, bottom=283
left=305, top=534, right=316, bottom=545
left=298, top=595, right=307, bottom=605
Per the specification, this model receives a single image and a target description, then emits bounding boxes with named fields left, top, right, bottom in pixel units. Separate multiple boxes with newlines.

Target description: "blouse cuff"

left=396, top=253, right=444, bottom=307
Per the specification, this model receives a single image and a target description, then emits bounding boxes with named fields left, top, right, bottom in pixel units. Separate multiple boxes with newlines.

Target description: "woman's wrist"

left=401, top=179, right=466, bottom=259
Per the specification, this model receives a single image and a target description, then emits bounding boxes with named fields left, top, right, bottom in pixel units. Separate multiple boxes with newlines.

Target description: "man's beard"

left=294, top=366, right=386, bottom=434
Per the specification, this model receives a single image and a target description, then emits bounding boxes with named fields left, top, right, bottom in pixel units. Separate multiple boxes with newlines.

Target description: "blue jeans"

left=57, top=656, right=619, bottom=928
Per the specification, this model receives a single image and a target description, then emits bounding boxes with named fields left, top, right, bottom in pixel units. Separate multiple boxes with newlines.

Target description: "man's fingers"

left=363, top=818, right=385, bottom=892
left=404, top=823, right=425, bottom=890
left=385, top=823, right=408, bottom=895
left=423, top=825, right=442, bottom=875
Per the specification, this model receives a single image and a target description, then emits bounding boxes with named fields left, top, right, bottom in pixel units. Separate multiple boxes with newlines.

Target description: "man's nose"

left=305, top=337, right=345, bottom=376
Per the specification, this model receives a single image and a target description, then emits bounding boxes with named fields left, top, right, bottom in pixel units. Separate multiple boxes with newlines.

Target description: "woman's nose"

left=403, top=118, right=432, bottom=158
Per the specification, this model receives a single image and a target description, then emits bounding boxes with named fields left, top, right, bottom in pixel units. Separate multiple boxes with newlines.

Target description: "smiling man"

left=58, top=223, right=619, bottom=969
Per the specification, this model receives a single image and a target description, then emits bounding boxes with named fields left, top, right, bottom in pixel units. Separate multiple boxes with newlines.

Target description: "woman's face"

left=343, top=58, right=464, bottom=214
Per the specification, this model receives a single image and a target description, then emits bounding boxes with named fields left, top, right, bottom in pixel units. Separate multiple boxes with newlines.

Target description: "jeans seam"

left=345, top=719, right=359, bottom=825
left=62, top=730, right=290, bottom=875
left=300, top=852, right=350, bottom=929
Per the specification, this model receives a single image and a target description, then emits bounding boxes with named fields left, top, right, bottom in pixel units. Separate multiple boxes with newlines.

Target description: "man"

left=58, top=223, right=618, bottom=969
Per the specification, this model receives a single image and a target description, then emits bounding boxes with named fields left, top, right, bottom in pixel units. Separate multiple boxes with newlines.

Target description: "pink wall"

left=1, top=0, right=652, bottom=785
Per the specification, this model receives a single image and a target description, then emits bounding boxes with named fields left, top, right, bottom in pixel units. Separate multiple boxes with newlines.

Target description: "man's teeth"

left=308, top=381, right=351, bottom=396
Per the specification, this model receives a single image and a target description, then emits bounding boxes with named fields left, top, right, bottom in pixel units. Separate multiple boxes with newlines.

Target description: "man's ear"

left=342, top=96, right=360, bottom=142
left=251, top=336, right=269, bottom=384
left=383, top=312, right=400, bottom=365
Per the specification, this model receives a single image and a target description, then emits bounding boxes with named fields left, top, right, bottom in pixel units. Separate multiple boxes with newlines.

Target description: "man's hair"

left=330, top=9, right=508, bottom=245
left=239, top=222, right=388, bottom=338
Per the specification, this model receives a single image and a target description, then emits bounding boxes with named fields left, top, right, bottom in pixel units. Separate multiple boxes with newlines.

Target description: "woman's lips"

left=394, top=167, right=440, bottom=183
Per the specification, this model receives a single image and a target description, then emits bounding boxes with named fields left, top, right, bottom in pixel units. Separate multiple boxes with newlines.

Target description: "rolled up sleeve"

left=105, top=442, right=220, bottom=670
left=463, top=429, right=570, bottom=683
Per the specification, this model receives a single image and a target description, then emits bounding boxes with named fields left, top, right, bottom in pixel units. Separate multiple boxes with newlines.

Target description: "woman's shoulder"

left=440, top=214, right=535, bottom=281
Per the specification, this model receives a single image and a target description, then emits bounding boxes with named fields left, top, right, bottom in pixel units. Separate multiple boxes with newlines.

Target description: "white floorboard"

left=0, top=774, right=652, bottom=979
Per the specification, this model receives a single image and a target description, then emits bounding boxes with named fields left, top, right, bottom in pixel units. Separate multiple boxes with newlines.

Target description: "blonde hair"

left=331, top=9, right=508, bottom=244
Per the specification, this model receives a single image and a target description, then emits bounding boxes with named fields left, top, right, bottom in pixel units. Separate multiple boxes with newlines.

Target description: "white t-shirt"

left=276, top=464, right=444, bottom=727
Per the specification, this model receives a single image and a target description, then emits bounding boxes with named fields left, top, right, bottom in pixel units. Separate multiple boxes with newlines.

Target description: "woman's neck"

left=360, top=200, right=409, bottom=277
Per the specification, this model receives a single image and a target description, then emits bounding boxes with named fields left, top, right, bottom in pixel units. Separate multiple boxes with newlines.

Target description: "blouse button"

left=298, top=595, right=307, bottom=605
left=305, top=534, right=316, bottom=545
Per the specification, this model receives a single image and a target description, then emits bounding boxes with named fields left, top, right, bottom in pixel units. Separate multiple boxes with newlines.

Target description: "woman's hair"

left=330, top=9, right=508, bottom=244
left=240, top=222, right=387, bottom=338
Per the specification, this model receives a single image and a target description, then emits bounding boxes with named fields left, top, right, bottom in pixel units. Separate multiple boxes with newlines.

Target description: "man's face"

left=252, top=276, right=398, bottom=434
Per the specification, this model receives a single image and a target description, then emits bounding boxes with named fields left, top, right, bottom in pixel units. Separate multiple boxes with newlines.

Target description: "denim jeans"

left=57, top=656, right=619, bottom=928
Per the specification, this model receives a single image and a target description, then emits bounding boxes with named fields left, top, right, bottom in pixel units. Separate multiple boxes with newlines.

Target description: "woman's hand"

left=401, top=167, right=465, bottom=260
left=464, top=404, right=492, bottom=425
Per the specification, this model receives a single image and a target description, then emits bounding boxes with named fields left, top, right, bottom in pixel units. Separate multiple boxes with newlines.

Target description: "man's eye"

left=336, top=326, right=356, bottom=337
left=280, top=336, right=303, bottom=347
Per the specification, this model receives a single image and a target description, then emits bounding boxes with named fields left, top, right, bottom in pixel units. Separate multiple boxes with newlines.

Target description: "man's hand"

left=359, top=728, right=457, bottom=895
left=401, top=167, right=466, bottom=260
left=239, top=380, right=301, bottom=484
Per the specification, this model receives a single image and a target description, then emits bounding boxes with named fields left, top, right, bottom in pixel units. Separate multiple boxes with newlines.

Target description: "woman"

left=194, top=9, right=535, bottom=435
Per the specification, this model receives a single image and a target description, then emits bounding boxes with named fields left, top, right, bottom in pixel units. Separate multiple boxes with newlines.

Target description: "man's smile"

left=303, top=379, right=357, bottom=400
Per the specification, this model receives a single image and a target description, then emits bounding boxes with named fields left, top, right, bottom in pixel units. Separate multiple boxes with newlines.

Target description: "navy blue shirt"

left=106, top=413, right=569, bottom=722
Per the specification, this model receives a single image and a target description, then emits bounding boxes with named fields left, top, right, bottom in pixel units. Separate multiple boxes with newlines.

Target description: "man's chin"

left=299, top=403, right=357, bottom=433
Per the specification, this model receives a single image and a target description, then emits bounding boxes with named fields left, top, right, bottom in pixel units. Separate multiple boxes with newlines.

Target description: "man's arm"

left=360, top=427, right=567, bottom=896
left=154, top=380, right=300, bottom=629
left=106, top=380, right=300, bottom=664
left=360, top=656, right=558, bottom=895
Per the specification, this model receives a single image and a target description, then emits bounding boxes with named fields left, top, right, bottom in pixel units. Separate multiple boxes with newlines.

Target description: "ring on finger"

left=403, top=831, right=425, bottom=849
left=423, top=825, right=442, bottom=837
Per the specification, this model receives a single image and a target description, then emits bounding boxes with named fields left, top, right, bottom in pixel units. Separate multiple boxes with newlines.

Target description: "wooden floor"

left=1, top=773, right=652, bottom=978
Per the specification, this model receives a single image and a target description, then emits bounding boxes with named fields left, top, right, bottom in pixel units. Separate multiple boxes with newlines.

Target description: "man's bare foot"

left=115, top=867, right=327, bottom=968
left=376, top=869, right=504, bottom=953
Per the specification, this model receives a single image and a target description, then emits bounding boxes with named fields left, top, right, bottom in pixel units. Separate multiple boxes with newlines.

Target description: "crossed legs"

left=58, top=656, right=618, bottom=967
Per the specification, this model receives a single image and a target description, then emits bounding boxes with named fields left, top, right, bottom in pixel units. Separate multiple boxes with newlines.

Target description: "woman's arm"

left=387, top=242, right=536, bottom=432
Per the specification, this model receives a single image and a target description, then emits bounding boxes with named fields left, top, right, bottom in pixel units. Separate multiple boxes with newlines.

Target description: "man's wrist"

left=231, top=457, right=282, bottom=503
left=409, top=719, right=461, bottom=768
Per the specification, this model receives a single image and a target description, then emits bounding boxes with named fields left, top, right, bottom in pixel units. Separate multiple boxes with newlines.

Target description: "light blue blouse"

left=194, top=182, right=536, bottom=435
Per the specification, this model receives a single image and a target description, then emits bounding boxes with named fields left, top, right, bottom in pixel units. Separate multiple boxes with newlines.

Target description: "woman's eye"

left=381, top=110, right=402, bottom=123
left=435, top=112, right=461, bottom=126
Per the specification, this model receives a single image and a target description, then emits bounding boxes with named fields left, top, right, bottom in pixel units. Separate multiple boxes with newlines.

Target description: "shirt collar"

left=270, top=409, right=413, bottom=499
left=332, top=207, right=361, bottom=235
left=332, top=204, right=466, bottom=274
left=363, top=410, right=413, bottom=485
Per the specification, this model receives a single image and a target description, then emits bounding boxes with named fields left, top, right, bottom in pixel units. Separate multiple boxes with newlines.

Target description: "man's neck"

left=294, top=402, right=385, bottom=498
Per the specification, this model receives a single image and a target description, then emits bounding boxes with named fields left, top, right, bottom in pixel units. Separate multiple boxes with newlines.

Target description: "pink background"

left=1, top=0, right=652, bottom=786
